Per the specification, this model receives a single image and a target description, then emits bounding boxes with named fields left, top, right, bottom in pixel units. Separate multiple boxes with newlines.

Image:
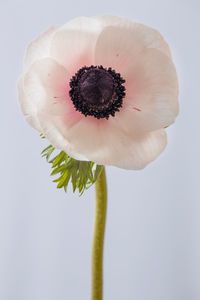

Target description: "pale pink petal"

left=50, top=17, right=103, bottom=76
left=38, top=113, right=88, bottom=161
left=24, top=27, right=57, bottom=71
left=18, top=76, right=42, bottom=131
left=96, top=15, right=171, bottom=57
left=19, top=57, right=80, bottom=132
left=94, top=16, right=171, bottom=73
left=65, top=118, right=167, bottom=169
left=112, top=128, right=167, bottom=169
left=115, top=48, right=179, bottom=133
left=38, top=110, right=167, bottom=169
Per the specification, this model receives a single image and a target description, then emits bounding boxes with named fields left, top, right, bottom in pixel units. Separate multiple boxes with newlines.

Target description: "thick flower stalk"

left=92, top=167, right=107, bottom=300
left=18, top=15, right=179, bottom=300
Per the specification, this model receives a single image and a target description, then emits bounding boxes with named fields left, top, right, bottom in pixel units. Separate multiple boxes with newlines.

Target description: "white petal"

left=119, top=48, right=179, bottom=133
left=95, top=16, right=171, bottom=73
left=96, top=16, right=171, bottom=57
left=98, top=15, right=171, bottom=57
left=38, top=107, right=167, bottom=169
left=68, top=119, right=167, bottom=169
left=50, top=17, right=103, bottom=76
left=18, top=76, right=42, bottom=131
left=113, top=128, right=167, bottom=170
left=19, top=57, right=77, bottom=132
left=24, top=27, right=57, bottom=71
left=38, top=113, right=87, bottom=161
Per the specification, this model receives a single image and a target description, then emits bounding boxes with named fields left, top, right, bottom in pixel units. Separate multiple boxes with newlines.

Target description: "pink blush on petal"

left=66, top=53, right=95, bottom=78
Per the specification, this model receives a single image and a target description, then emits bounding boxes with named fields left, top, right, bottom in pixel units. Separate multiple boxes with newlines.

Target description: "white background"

left=0, top=0, right=200, bottom=299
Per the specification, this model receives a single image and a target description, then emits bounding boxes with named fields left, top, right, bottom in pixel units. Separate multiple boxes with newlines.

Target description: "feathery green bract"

left=41, top=145, right=103, bottom=195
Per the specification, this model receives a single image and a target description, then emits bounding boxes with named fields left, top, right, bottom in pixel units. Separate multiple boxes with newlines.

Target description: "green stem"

left=92, top=166, right=107, bottom=300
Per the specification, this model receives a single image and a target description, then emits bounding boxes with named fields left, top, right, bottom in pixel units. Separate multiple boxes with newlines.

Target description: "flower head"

left=18, top=16, right=179, bottom=170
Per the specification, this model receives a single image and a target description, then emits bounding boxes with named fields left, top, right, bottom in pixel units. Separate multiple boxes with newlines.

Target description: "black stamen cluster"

left=69, top=65, right=126, bottom=119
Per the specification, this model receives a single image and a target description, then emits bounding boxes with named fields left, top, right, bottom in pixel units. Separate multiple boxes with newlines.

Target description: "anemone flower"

left=18, top=16, right=179, bottom=300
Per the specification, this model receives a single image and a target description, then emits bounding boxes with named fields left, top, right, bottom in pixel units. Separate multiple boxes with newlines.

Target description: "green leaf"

left=41, top=144, right=103, bottom=195
left=57, top=171, right=70, bottom=189
left=50, top=165, right=66, bottom=176
left=41, top=145, right=55, bottom=161
left=51, top=151, right=66, bottom=167
left=40, top=133, right=46, bottom=139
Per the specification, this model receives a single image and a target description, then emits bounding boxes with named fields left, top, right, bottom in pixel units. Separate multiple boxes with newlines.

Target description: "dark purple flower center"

left=69, top=65, right=126, bottom=119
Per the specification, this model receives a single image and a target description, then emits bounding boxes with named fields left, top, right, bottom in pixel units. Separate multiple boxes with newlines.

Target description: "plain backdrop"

left=0, top=0, right=200, bottom=299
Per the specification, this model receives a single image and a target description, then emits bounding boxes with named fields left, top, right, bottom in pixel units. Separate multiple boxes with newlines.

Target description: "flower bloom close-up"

left=18, top=16, right=179, bottom=169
